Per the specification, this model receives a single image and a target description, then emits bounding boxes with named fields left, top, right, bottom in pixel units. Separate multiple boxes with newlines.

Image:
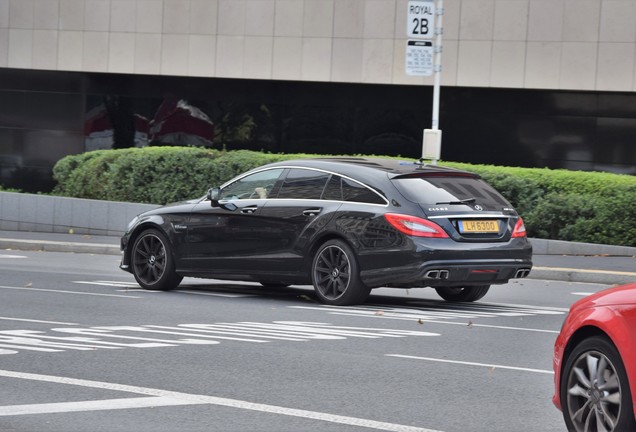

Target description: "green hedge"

left=53, top=147, right=294, bottom=204
left=443, top=162, right=636, bottom=247
left=52, top=148, right=636, bottom=247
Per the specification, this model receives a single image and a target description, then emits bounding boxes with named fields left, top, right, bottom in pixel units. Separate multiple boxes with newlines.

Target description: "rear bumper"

left=358, top=236, right=532, bottom=289
left=361, top=258, right=533, bottom=288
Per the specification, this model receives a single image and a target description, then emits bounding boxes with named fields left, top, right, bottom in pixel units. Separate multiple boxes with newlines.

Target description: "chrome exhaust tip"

left=514, top=268, right=531, bottom=278
left=425, top=270, right=449, bottom=280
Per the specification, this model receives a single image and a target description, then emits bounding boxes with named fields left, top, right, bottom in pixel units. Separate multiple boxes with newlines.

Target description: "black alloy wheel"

left=311, top=240, right=370, bottom=306
left=434, top=285, right=490, bottom=302
left=131, top=229, right=183, bottom=291
left=561, top=336, right=635, bottom=432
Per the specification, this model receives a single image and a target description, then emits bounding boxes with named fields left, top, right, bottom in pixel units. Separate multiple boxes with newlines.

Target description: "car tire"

left=131, top=229, right=183, bottom=291
left=434, top=285, right=490, bottom=302
left=560, top=335, right=635, bottom=432
left=311, top=239, right=371, bottom=306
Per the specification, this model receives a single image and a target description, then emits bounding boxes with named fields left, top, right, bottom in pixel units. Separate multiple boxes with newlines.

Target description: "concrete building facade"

left=3, top=0, right=636, bottom=90
left=1, top=0, right=636, bottom=191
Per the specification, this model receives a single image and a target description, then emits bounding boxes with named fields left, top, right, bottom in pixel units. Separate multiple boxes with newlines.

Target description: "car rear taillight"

left=384, top=213, right=449, bottom=238
left=511, top=218, right=527, bottom=238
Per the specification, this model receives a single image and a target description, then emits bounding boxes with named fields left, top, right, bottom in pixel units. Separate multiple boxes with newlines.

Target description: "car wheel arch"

left=562, top=325, right=610, bottom=371
left=127, top=222, right=174, bottom=261
left=305, top=233, right=356, bottom=275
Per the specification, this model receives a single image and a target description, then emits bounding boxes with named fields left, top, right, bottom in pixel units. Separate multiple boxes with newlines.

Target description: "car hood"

left=142, top=197, right=202, bottom=215
left=571, top=283, right=636, bottom=311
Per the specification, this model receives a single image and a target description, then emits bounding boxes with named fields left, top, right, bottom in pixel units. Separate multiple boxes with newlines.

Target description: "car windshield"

left=392, top=176, right=511, bottom=208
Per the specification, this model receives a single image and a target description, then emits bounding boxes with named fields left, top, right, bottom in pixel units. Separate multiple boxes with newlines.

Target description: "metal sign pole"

left=406, top=0, right=443, bottom=164
left=432, top=0, right=443, bottom=131
left=427, top=0, right=443, bottom=165
left=422, top=0, right=444, bottom=165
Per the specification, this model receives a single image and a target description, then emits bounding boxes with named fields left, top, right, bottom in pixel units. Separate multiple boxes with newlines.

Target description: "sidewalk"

left=0, top=230, right=635, bottom=286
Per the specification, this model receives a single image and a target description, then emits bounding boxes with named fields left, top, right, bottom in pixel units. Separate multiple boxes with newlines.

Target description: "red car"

left=553, top=283, right=636, bottom=431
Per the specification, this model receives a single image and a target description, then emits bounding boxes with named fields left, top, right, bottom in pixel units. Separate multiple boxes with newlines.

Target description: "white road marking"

left=0, top=369, right=444, bottom=432
left=571, top=292, right=593, bottom=297
left=0, top=285, right=141, bottom=299
left=387, top=354, right=553, bottom=375
left=74, top=281, right=256, bottom=297
left=328, top=313, right=560, bottom=334
left=176, top=290, right=254, bottom=298
left=0, top=322, right=439, bottom=356
left=290, top=302, right=567, bottom=324
left=0, top=396, right=197, bottom=416
left=0, top=317, right=78, bottom=325
left=0, top=254, right=27, bottom=259
left=426, top=320, right=560, bottom=334
left=75, top=281, right=139, bottom=288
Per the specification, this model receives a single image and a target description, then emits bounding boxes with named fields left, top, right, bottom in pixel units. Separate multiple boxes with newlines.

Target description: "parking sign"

left=407, top=0, right=435, bottom=39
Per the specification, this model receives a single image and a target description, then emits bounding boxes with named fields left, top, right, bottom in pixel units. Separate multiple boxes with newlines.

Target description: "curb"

left=0, top=238, right=120, bottom=256
left=529, top=266, right=636, bottom=286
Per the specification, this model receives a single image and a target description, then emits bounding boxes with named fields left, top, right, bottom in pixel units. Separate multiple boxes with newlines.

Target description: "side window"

left=321, top=175, right=342, bottom=200
left=277, top=169, right=330, bottom=199
left=220, top=169, right=284, bottom=200
left=341, top=178, right=386, bottom=204
left=321, top=175, right=386, bottom=205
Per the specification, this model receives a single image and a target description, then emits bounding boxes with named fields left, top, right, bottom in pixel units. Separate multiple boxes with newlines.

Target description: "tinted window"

left=342, top=178, right=385, bottom=204
left=221, top=169, right=284, bottom=200
left=277, top=169, right=330, bottom=199
left=393, top=176, right=511, bottom=207
left=321, top=175, right=386, bottom=205
left=322, top=175, right=342, bottom=200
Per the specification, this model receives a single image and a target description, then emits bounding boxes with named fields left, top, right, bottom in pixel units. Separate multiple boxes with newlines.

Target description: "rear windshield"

left=392, top=176, right=511, bottom=208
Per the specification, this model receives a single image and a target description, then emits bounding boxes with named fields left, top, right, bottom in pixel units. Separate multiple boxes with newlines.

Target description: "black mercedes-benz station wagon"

left=120, top=158, right=532, bottom=305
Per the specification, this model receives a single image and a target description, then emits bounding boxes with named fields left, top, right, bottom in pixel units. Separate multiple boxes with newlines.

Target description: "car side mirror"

left=207, top=187, right=221, bottom=207
left=207, top=187, right=237, bottom=211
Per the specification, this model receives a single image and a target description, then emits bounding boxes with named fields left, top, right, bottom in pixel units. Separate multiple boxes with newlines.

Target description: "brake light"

left=511, top=218, right=527, bottom=238
left=384, top=213, right=449, bottom=238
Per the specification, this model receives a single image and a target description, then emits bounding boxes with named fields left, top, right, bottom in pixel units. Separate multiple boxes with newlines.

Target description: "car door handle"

left=241, top=205, right=258, bottom=214
left=303, top=208, right=322, bottom=217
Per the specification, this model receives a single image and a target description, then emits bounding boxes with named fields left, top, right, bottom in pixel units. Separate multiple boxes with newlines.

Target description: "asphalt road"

left=0, top=249, right=614, bottom=432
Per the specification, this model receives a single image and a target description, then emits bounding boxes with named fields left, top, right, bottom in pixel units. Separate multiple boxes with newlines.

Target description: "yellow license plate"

left=459, top=220, right=499, bottom=233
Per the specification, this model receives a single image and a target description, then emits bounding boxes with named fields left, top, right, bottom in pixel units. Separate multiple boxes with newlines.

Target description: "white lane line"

left=571, top=292, right=593, bottom=297
left=469, top=301, right=570, bottom=313
left=0, top=369, right=443, bottom=432
left=0, top=285, right=141, bottom=299
left=177, top=290, right=254, bottom=298
left=0, top=396, right=197, bottom=416
left=0, top=317, right=78, bottom=325
left=327, top=313, right=560, bottom=334
left=76, top=282, right=254, bottom=297
left=0, top=254, right=27, bottom=259
left=387, top=355, right=553, bottom=375
left=75, top=281, right=139, bottom=288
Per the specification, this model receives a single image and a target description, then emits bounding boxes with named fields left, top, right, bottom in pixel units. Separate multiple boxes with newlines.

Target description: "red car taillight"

left=384, top=213, right=449, bottom=238
left=511, top=218, right=527, bottom=238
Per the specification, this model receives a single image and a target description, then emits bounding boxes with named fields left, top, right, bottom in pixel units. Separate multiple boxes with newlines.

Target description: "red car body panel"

left=553, top=283, right=636, bottom=420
